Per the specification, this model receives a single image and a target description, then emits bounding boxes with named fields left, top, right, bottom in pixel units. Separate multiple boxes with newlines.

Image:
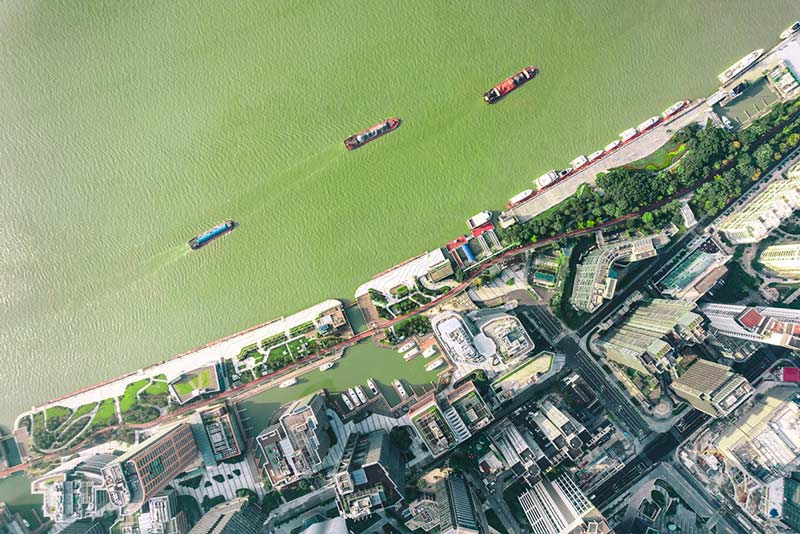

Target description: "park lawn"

left=73, top=403, right=97, bottom=418
left=143, top=380, right=169, bottom=397
left=45, top=406, right=72, bottom=421
left=172, top=369, right=213, bottom=396
left=119, top=379, right=149, bottom=413
left=92, top=398, right=117, bottom=426
left=622, top=132, right=689, bottom=171
left=287, top=337, right=317, bottom=358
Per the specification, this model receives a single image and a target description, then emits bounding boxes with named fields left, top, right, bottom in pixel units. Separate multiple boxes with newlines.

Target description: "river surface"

left=1, top=0, right=799, bottom=436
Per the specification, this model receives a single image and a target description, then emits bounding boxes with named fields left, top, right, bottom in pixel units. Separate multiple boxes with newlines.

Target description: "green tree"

left=754, top=144, right=774, bottom=170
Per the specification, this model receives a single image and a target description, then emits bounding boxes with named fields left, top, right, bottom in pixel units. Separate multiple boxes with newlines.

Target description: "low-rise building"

left=718, top=168, right=800, bottom=244
left=570, top=236, right=661, bottom=313
left=670, top=359, right=754, bottom=417
left=255, top=391, right=331, bottom=489
left=759, top=243, right=800, bottom=277
left=656, top=242, right=731, bottom=301
left=32, top=454, right=115, bottom=525
left=334, top=430, right=405, bottom=520
left=703, top=303, right=800, bottom=350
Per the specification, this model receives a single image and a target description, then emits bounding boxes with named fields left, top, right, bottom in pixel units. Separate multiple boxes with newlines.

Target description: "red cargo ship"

left=484, top=67, right=538, bottom=103
left=344, top=118, right=400, bottom=150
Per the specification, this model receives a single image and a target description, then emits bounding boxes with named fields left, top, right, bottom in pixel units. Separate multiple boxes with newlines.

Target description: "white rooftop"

left=355, top=249, right=447, bottom=297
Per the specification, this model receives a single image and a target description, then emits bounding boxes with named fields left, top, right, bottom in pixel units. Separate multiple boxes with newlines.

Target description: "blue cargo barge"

left=189, top=220, right=235, bottom=250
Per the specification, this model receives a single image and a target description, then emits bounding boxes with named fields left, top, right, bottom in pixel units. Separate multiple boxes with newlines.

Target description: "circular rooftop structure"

left=473, top=333, right=497, bottom=357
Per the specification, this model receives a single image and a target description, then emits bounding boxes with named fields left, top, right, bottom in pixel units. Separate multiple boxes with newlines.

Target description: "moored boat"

left=506, top=189, right=534, bottom=208
left=536, top=170, right=559, bottom=189
left=662, top=100, right=687, bottom=119
left=319, top=362, right=335, bottom=372
left=484, top=66, right=537, bottom=103
left=393, top=379, right=408, bottom=400
left=781, top=21, right=800, bottom=40
left=637, top=116, right=660, bottom=132
left=404, top=348, right=419, bottom=361
left=355, top=386, right=368, bottom=404
left=467, top=211, right=492, bottom=230
left=348, top=388, right=362, bottom=406
left=397, top=341, right=416, bottom=353
left=344, top=118, right=400, bottom=150
left=570, top=155, right=588, bottom=171
left=604, top=140, right=621, bottom=152
left=422, top=346, right=437, bottom=358
left=718, top=49, right=764, bottom=85
left=342, top=394, right=354, bottom=411
left=619, top=127, right=639, bottom=143
left=189, top=220, right=235, bottom=250
left=425, top=358, right=445, bottom=371
left=279, top=378, right=298, bottom=388
left=588, top=150, right=604, bottom=162
left=368, top=378, right=379, bottom=396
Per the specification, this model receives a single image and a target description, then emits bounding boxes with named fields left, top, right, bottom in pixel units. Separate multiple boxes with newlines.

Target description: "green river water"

left=2, top=0, right=800, bottom=508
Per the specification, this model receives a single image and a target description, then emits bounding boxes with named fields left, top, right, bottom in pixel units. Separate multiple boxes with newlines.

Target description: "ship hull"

left=484, top=67, right=537, bottom=104
left=189, top=220, right=235, bottom=250
left=344, top=118, right=400, bottom=150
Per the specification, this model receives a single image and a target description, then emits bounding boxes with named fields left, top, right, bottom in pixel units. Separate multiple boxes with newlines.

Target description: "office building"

left=718, top=169, right=800, bottom=244
left=596, top=299, right=706, bottom=376
left=102, top=424, right=198, bottom=515
left=435, top=473, right=484, bottom=534
left=446, top=382, right=493, bottom=432
left=188, top=497, right=266, bottom=534
left=703, top=303, right=800, bottom=350
left=58, top=519, right=108, bottom=534
left=255, top=391, right=331, bottom=488
left=670, top=359, right=754, bottom=417
left=519, top=474, right=610, bottom=534
left=781, top=472, right=800, bottom=533
left=760, top=243, right=800, bottom=277
left=32, top=454, right=115, bottom=524
left=571, top=236, right=659, bottom=313
left=431, top=312, right=481, bottom=363
left=472, top=310, right=534, bottom=362
left=138, top=489, right=190, bottom=534
left=657, top=241, right=731, bottom=301
left=334, top=430, right=405, bottom=519
left=408, top=394, right=459, bottom=458
left=717, top=386, right=800, bottom=484
left=0, top=502, right=37, bottom=534
left=190, top=405, right=244, bottom=467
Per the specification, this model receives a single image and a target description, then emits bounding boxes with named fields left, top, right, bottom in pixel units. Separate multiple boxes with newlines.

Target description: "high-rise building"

left=190, top=405, right=244, bottom=467
left=188, top=497, right=266, bottom=534
left=102, top=424, right=198, bottom=515
left=408, top=394, right=459, bottom=458
left=717, top=386, right=800, bottom=484
left=702, top=303, right=800, bottom=350
left=334, top=430, right=405, bottom=519
left=571, top=236, right=660, bottom=313
left=596, top=299, right=706, bottom=376
left=57, top=519, right=108, bottom=534
left=760, top=243, right=800, bottom=277
left=670, top=359, right=754, bottom=417
left=519, top=475, right=610, bottom=534
left=0, top=501, right=37, bottom=534
left=139, top=489, right=190, bottom=534
left=32, top=454, right=115, bottom=524
left=255, top=391, right=331, bottom=489
left=718, top=168, right=800, bottom=244
left=435, top=473, right=485, bottom=534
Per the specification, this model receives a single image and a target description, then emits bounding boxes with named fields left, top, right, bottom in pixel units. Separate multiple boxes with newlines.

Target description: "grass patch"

left=73, top=403, right=96, bottom=418
left=91, top=398, right=118, bottom=428
left=44, top=406, right=73, bottom=432
left=143, top=380, right=169, bottom=397
left=172, top=369, right=214, bottom=397
left=179, top=476, right=203, bottom=489
left=624, top=139, right=687, bottom=171
left=119, top=379, right=149, bottom=413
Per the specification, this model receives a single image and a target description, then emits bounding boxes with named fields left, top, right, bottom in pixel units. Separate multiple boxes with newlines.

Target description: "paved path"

left=506, top=100, right=711, bottom=223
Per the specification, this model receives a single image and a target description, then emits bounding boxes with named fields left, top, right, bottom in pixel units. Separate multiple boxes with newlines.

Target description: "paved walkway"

left=506, top=100, right=711, bottom=223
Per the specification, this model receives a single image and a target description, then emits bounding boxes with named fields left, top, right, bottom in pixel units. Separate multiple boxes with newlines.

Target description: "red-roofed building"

left=783, top=367, right=800, bottom=383
left=736, top=308, right=764, bottom=330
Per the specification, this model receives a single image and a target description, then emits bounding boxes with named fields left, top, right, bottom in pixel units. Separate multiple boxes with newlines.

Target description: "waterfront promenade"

left=507, top=99, right=712, bottom=223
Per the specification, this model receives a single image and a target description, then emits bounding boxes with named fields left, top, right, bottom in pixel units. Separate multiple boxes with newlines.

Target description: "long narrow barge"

left=344, top=118, right=400, bottom=150
left=189, top=220, right=235, bottom=250
left=484, top=66, right=538, bottom=103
